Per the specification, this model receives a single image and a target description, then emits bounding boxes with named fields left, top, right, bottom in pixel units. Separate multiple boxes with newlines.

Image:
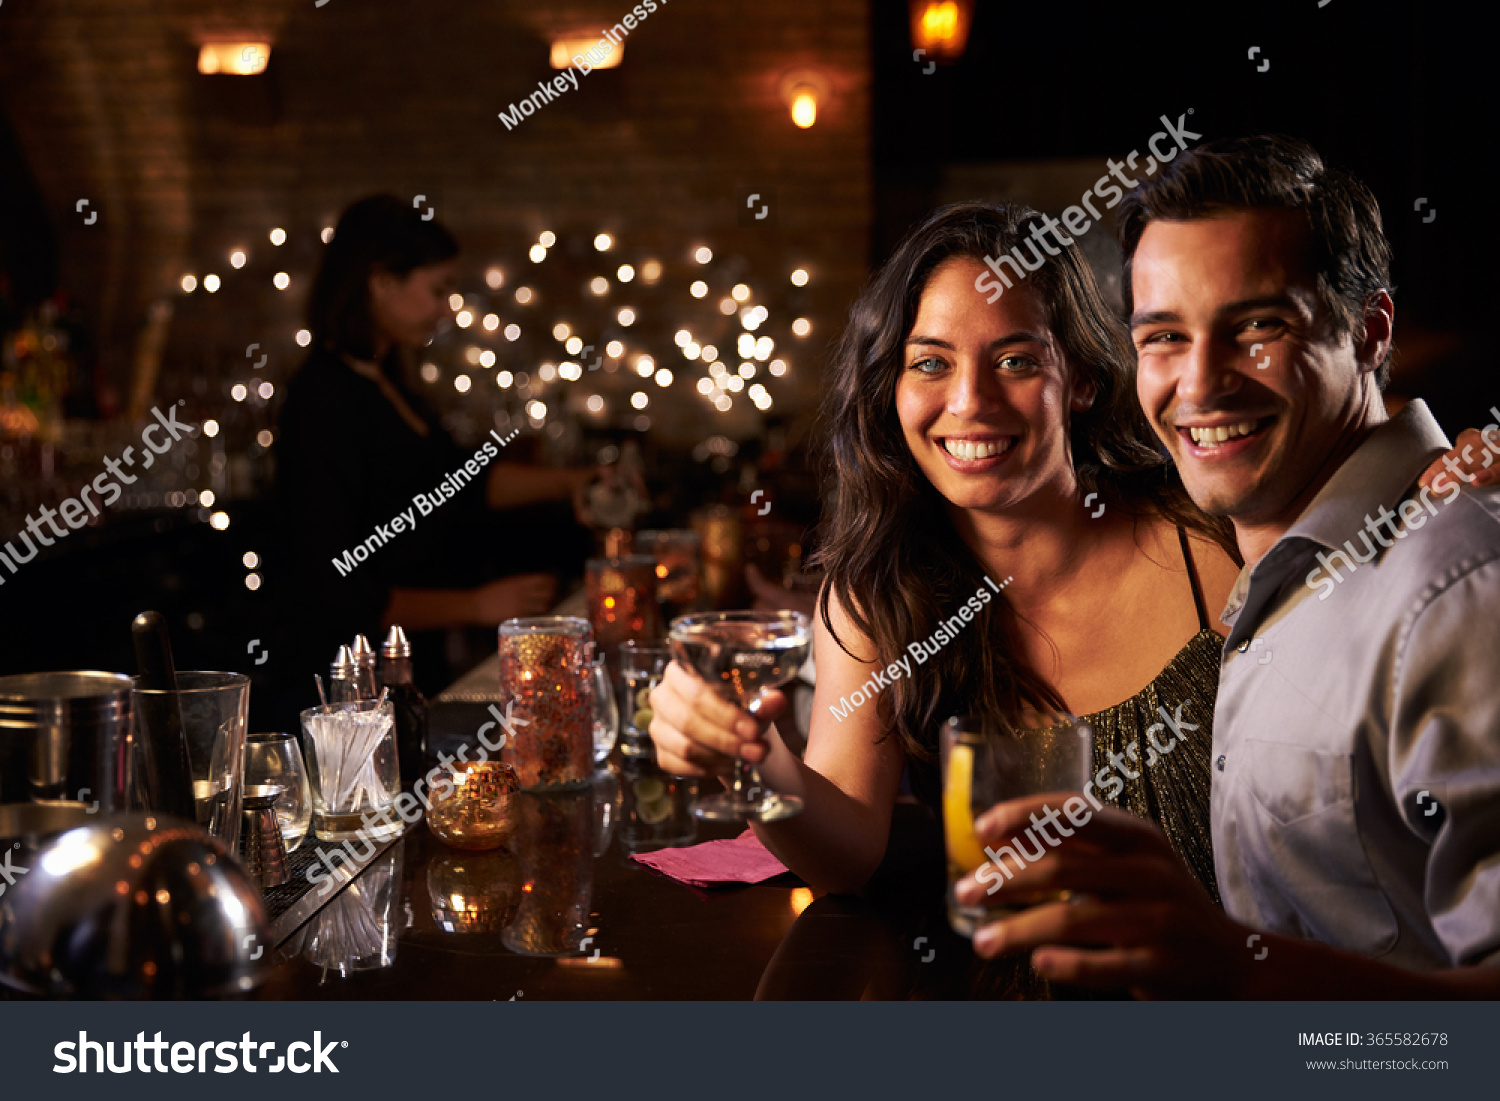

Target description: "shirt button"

left=1216, top=754, right=1226, bottom=772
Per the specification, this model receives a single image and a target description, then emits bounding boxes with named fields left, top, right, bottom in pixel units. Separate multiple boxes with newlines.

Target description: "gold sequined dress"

left=1080, top=527, right=1222, bottom=902
left=917, top=528, right=1224, bottom=998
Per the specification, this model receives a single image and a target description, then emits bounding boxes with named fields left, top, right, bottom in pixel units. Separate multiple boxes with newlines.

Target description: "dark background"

left=0, top=0, right=1490, bottom=722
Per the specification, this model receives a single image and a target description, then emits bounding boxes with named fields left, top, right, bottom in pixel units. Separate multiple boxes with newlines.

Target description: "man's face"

left=1131, top=210, right=1378, bottom=527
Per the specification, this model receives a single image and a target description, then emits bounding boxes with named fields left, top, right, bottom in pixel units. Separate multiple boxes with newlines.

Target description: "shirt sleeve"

left=1389, top=553, right=1500, bottom=966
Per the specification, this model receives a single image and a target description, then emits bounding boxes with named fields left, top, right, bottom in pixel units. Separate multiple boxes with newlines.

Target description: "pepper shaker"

left=379, top=625, right=428, bottom=790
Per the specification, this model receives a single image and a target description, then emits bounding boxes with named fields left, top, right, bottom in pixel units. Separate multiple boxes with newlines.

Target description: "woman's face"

left=368, top=259, right=458, bottom=350
left=895, top=257, right=1093, bottom=515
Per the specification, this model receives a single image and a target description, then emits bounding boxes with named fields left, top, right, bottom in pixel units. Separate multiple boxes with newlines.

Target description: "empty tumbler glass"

left=244, top=731, right=313, bottom=852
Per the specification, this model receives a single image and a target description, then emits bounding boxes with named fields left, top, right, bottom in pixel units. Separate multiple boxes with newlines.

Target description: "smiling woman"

left=817, top=204, right=1237, bottom=766
left=646, top=203, right=1248, bottom=1001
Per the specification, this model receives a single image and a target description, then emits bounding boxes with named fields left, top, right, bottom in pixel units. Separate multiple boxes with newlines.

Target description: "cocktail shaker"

left=0, top=671, right=135, bottom=812
left=0, top=813, right=270, bottom=998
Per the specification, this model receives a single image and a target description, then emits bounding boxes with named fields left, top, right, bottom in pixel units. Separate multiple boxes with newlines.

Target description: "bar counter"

left=251, top=782, right=975, bottom=1000
left=249, top=641, right=967, bottom=999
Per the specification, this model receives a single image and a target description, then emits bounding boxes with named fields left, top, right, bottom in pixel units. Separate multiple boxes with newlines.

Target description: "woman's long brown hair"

left=811, top=202, right=1234, bottom=780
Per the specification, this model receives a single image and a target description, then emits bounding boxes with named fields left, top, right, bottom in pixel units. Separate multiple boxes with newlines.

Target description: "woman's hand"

left=1418, top=426, right=1500, bottom=490
left=472, top=572, right=557, bottom=624
left=648, top=660, right=789, bottom=777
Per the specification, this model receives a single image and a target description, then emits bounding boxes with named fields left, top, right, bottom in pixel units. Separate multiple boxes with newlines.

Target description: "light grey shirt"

left=1213, top=400, right=1500, bottom=969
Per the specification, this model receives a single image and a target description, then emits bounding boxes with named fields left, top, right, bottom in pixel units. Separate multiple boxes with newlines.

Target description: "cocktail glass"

left=590, top=654, right=619, bottom=763
left=668, top=610, right=809, bottom=823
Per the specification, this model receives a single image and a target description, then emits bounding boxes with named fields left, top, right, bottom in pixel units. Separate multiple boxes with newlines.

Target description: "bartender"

left=272, top=195, right=594, bottom=695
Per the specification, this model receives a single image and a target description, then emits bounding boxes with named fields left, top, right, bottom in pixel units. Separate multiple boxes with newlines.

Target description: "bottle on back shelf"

left=380, top=625, right=428, bottom=790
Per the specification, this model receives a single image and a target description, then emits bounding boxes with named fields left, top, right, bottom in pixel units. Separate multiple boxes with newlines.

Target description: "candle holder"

left=690, top=505, right=744, bottom=607
left=637, top=529, right=702, bottom=610
left=585, top=555, right=663, bottom=674
left=497, top=616, right=595, bottom=790
left=501, top=791, right=593, bottom=956
left=427, top=850, right=522, bottom=933
left=426, top=759, right=520, bottom=851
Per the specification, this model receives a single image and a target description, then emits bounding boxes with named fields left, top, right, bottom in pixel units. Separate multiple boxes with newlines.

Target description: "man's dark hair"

left=1117, top=134, right=1394, bottom=388
left=306, top=195, right=459, bottom=361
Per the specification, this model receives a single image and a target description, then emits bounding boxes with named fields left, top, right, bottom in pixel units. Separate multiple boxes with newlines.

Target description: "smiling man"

left=958, top=135, right=1500, bottom=997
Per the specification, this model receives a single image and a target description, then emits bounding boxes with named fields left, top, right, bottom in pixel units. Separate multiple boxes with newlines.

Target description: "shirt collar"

left=1219, top=399, right=1450, bottom=633
left=1280, top=399, right=1450, bottom=552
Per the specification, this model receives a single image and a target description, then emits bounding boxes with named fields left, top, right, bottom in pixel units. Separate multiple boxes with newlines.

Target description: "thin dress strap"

left=1176, top=525, right=1211, bottom=632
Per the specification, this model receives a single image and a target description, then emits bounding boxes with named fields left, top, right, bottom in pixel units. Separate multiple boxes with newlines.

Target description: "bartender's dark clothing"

left=271, top=346, right=583, bottom=698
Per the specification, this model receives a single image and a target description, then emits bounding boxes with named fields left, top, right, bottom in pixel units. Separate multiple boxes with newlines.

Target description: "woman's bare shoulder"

left=815, top=579, right=882, bottom=667
left=1145, top=516, right=1241, bottom=634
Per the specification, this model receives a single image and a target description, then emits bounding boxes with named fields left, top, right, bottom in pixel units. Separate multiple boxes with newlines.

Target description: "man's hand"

left=954, top=795, right=1254, bottom=998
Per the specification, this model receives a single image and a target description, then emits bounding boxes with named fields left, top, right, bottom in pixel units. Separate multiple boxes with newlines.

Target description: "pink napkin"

left=630, top=829, right=789, bottom=887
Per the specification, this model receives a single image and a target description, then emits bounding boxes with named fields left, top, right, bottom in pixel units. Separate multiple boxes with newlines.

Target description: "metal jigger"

left=238, top=786, right=290, bottom=889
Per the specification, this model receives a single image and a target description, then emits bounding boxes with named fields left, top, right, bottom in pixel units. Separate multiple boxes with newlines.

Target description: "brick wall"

left=0, top=0, right=872, bottom=450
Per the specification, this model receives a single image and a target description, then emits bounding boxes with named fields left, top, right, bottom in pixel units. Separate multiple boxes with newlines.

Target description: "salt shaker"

left=329, top=645, right=358, bottom=704
left=350, top=634, right=380, bottom=699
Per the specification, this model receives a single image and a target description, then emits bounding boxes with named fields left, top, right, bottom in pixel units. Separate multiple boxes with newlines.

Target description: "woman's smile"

left=896, top=258, right=1089, bottom=513
left=935, top=434, right=1019, bottom=470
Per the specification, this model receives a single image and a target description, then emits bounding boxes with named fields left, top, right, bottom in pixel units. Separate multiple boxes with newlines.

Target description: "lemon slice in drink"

left=633, top=777, right=665, bottom=802
left=943, top=743, right=989, bottom=873
left=639, top=797, right=673, bottom=824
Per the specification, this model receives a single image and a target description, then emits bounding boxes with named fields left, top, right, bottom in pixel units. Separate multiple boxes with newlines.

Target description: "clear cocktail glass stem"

left=670, top=611, right=808, bottom=823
